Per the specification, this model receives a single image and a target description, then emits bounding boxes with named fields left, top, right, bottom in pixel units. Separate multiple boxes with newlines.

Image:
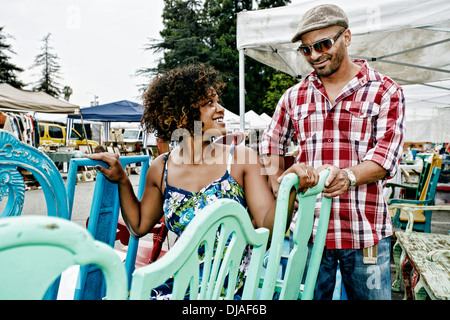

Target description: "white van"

left=123, top=129, right=143, bottom=143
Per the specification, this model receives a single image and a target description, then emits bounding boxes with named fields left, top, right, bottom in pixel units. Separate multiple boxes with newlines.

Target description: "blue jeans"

left=290, top=235, right=392, bottom=300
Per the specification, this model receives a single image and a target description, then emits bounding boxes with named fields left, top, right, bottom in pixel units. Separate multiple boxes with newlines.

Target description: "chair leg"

left=391, top=240, right=403, bottom=292
left=414, top=278, right=429, bottom=300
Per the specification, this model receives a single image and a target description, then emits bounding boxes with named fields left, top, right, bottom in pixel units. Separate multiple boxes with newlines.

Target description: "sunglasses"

left=297, top=28, right=347, bottom=57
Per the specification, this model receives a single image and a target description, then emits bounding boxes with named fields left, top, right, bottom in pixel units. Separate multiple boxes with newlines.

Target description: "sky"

left=1, top=0, right=165, bottom=108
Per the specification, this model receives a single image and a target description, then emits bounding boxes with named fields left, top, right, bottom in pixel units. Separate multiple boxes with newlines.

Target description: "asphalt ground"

left=3, top=172, right=449, bottom=300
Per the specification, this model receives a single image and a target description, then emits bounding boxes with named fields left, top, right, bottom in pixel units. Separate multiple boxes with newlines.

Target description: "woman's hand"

left=85, top=152, right=128, bottom=184
left=277, top=163, right=319, bottom=193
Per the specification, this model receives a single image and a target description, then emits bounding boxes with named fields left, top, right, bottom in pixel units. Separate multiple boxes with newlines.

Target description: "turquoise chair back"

left=259, top=170, right=332, bottom=300
left=390, top=154, right=443, bottom=233
left=0, top=129, right=69, bottom=219
left=66, top=155, right=149, bottom=299
left=0, top=129, right=70, bottom=299
left=0, top=215, right=127, bottom=300
left=129, top=199, right=270, bottom=300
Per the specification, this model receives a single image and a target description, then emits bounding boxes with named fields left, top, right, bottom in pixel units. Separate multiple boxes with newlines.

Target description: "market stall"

left=68, top=100, right=158, bottom=157
left=0, top=83, right=82, bottom=147
left=0, top=83, right=84, bottom=178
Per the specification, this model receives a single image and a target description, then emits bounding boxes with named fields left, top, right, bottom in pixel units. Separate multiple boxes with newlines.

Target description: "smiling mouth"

left=213, top=117, right=224, bottom=123
left=313, top=59, right=328, bottom=68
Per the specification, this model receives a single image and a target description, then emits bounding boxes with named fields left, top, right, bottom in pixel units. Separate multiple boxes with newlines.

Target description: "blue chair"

left=0, top=129, right=69, bottom=219
left=259, top=170, right=332, bottom=300
left=0, top=129, right=70, bottom=299
left=66, top=155, right=152, bottom=299
left=332, top=264, right=348, bottom=300
left=0, top=215, right=127, bottom=300
left=389, top=155, right=442, bottom=233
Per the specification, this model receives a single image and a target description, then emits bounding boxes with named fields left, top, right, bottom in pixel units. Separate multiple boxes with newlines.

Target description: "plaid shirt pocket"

left=342, top=101, right=380, bottom=141
left=290, top=103, right=324, bottom=141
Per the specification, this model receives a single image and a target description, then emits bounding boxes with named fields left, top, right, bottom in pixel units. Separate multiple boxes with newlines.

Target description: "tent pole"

left=65, top=117, right=73, bottom=148
left=270, top=45, right=300, bottom=78
left=239, top=49, right=245, bottom=133
left=79, top=113, right=92, bottom=154
left=350, top=55, right=450, bottom=74
left=393, top=77, right=450, bottom=91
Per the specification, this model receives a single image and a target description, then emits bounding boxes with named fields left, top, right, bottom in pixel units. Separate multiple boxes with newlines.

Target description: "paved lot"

left=2, top=172, right=449, bottom=300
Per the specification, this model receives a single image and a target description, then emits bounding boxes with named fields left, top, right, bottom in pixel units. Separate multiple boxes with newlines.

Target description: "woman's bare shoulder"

left=146, top=153, right=167, bottom=185
left=233, top=144, right=260, bottom=166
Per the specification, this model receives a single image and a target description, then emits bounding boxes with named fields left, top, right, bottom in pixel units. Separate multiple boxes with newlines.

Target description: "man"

left=260, top=4, right=405, bottom=299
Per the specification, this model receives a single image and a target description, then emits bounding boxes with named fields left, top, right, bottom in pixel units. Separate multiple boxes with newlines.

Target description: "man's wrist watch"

left=342, top=168, right=356, bottom=189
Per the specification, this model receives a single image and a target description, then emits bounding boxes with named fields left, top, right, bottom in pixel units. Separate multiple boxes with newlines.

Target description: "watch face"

left=344, top=169, right=356, bottom=187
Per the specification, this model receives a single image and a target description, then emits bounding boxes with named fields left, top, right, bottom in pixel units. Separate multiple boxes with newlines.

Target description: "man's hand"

left=318, top=161, right=388, bottom=198
left=318, top=164, right=350, bottom=198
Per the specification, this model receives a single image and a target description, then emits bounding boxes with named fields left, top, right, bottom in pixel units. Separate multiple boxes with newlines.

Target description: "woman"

left=87, top=64, right=318, bottom=298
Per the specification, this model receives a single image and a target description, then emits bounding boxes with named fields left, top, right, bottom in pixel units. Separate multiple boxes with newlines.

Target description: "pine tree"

left=137, top=0, right=207, bottom=76
left=0, top=26, right=25, bottom=89
left=31, top=33, right=62, bottom=97
left=139, top=0, right=293, bottom=115
left=203, top=0, right=240, bottom=113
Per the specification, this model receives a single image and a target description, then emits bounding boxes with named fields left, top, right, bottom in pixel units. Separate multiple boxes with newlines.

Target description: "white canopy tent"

left=401, top=79, right=450, bottom=142
left=236, top=0, right=450, bottom=138
left=245, top=110, right=270, bottom=129
left=260, top=113, right=273, bottom=124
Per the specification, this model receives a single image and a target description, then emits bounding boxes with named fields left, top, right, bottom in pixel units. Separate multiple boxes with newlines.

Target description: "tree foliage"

left=262, top=72, right=298, bottom=113
left=31, top=33, right=62, bottom=97
left=139, top=0, right=295, bottom=115
left=0, top=26, right=25, bottom=89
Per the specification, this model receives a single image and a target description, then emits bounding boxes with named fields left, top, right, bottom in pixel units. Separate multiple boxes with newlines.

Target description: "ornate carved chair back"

left=0, top=129, right=69, bottom=219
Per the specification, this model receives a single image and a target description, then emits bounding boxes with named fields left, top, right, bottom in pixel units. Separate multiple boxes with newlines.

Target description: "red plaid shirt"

left=260, top=60, right=405, bottom=249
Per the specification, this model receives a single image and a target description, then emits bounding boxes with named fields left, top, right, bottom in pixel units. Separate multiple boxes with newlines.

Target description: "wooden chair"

left=389, top=155, right=442, bottom=233
left=259, top=170, right=332, bottom=300
left=0, top=129, right=69, bottom=219
left=66, top=155, right=167, bottom=298
left=386, top=157, right=432, bottom=201
left=129, top=199, right=270, bottom=300
left=0, top=215, right=127, bottom=300
left=0, top=129, right=70, bottom=299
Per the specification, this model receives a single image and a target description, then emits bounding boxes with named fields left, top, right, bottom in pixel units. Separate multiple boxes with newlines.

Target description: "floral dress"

left=151, top=147, right=251, bottom=299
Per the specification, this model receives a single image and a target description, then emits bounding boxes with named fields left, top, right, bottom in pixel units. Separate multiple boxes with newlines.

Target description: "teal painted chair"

left=389, top=155, right=442, bottom=233
left=129, top=199, right=270, bottom=300
left=386, top=155, right=434, bottom=202
left=259, top=170, right=332, bottom=300
left=0, top=129, right=70, bottom=299
left=0, top=215, right=127, bottom=300
left=0, top=129, right=69, bottom=219
left=66, top=155, right=154, bottom=299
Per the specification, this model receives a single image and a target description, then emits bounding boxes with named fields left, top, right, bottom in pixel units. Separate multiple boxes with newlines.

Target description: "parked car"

left=38, top=122, right=99, bottom=149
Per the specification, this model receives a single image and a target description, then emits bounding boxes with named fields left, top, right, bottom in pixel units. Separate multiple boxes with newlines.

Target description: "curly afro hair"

left=141, top=64, right=226, bottom=141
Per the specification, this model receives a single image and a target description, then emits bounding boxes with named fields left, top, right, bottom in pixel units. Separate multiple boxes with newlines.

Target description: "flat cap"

left=291, top=4, right=348, bottom=43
